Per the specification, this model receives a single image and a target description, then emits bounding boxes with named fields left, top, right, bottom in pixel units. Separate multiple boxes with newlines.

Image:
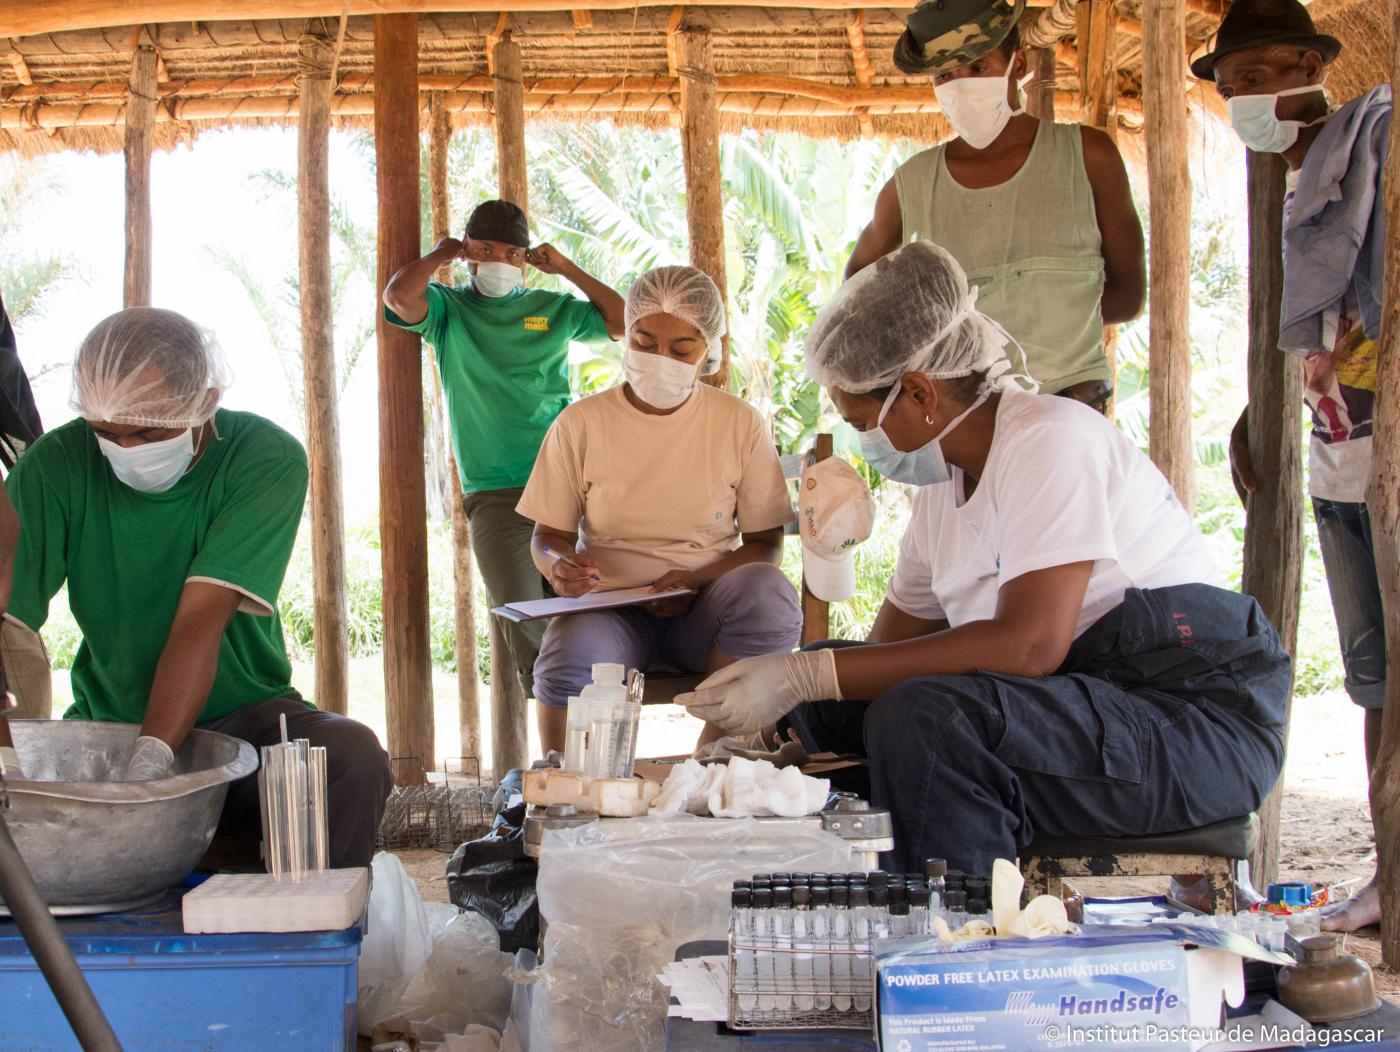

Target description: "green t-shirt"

left=5, top=409, right=308, bottom=726
left=384, top=283, right=610, bottom=493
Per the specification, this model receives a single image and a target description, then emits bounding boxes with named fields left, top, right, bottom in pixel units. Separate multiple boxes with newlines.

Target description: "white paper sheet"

left=659, top=956, right=730, bottom=1022
left=491, top=585, right=695, bottom=623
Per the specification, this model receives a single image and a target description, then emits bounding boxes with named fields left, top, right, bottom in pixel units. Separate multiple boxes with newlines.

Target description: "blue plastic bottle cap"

left=1266, top=881, right=1313, bottom=907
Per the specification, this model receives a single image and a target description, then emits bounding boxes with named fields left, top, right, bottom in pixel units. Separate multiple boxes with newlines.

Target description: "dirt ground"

left=394, top=690, right=1398, bottom=998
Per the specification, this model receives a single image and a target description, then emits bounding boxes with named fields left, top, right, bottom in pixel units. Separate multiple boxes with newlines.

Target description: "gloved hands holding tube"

left=679, top=649, right=841, bottom=735
left=122, top=735, right=175, bottom=781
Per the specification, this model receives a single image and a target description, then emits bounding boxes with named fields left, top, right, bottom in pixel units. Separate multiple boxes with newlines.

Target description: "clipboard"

left=491, top=585, right=696, bottom=623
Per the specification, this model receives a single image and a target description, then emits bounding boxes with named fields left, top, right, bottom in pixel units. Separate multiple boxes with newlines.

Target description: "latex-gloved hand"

left=679, top=650, right=840, bottom=736
left=0, top=745, right=22, bottom=779
left=123, top=735, right=175, bottom=781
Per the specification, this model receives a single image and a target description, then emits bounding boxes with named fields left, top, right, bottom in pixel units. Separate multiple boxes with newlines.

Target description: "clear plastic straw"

left=308, top=747, right=329, bottom=872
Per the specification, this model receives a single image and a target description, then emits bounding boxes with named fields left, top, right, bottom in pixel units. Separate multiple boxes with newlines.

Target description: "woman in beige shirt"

left=517, top=266, right=801, bottom=753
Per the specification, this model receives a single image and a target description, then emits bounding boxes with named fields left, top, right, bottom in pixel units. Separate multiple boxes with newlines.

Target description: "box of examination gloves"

left=875, top=925, right=1293, bottom=1052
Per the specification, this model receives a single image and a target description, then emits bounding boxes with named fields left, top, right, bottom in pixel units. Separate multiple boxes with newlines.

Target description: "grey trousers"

left=463, top=486, right=548, bottom=697
left=203, top=697, right=393, bottom=869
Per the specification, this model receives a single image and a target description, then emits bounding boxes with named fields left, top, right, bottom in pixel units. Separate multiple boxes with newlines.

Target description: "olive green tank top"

left=893, top=120, right=1107, bottom=393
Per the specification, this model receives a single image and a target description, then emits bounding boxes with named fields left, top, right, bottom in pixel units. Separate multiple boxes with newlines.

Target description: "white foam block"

left=182, top=868, right=370, bottom=934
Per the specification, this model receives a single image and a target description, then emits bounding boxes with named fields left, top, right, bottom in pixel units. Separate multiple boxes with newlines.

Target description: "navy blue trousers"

left=783, top=585, right=1291, bottom=874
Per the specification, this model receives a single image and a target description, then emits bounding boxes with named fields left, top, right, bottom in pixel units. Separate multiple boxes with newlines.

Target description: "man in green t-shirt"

left=383, top=198, right=624, bottom=723
left=4, top=307, right=391, bottom=867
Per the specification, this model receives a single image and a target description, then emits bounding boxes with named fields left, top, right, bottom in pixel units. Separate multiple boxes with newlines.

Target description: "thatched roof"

left=0, top=0, right=1389, bottom=157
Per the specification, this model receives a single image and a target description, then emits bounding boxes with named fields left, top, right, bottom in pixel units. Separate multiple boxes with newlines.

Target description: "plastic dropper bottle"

left=828, top=884, right=851, bottom=1012
left=810, top=884, right=832, bottom=1011
left=753, top=887, right=776, bottom=1019
left=791, top=885, right=814, bottom=1012
left=910, top=884, right=931, bottom=936
left=731, top=885, right=757, bottom=1016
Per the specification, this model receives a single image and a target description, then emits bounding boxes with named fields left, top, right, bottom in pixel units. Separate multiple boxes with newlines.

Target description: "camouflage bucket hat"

left=893, top=0, right=1027, bottom=76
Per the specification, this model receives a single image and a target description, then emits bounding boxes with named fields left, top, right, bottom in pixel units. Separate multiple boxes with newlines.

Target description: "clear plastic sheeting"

left=358, top=853, right=514, bottom=1041
left=524, top=815, right=853, bottom=1052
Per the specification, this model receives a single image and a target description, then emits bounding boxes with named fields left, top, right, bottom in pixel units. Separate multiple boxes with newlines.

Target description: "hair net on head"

left=625, top=265, right=728, bottom=375
left=72, top=307, right=229, bottom=429
left=804, top=241, right=1035, bottom=397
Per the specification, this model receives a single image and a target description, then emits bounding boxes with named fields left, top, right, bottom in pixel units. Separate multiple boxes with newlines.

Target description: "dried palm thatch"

left=0, top=0, right=1389, bottom=157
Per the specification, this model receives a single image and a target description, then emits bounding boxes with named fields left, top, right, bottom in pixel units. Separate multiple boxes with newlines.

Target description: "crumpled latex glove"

left=679, top=650, right=840, bottom=735
left=0, top=745, right=22, bottom=779
left=123, top=735, right=175, bottom=781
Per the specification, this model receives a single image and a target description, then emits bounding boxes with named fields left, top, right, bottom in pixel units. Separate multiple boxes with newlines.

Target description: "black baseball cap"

left=464, top=199, right=530, bottom=248
left=1191, top=0, right=1341, bottom=81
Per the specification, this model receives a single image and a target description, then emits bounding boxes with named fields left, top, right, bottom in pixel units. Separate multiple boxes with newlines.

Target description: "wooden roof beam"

left=4, top=40, right=32, bottom=85
left=665, top=6, right=684, bottom=79
left=2, top=0, right=919, bottom=40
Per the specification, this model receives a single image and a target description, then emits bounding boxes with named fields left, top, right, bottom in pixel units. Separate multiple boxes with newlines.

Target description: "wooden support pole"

left=1075, top=0, right=1117, bottom=134
left=492, top=32, right=529, bottom=211
left=123, top=45, right=157, bottom=308
left=1367, top=0, right=1400, bottom=968
left=374, top=13, right=434, bottom=786
left=490, top=33, right=530, bottom=775
left=677, top=27, right=730, bottom=387
left=1241, top=151, right=1302, bottom=888
left=1025, top=46, right=1057, bottom=121
left=429, top=93, right=483, bottom=762
left=298, top=33, right=351, bottom=717
left=800, top=433, right=834, bottom=647
left=1141, top=0, right=1195, bottom=513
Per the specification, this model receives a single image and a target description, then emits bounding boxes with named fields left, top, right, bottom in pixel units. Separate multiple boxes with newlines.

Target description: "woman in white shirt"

left=681, top=242, right=1290, bottom=875
left=518, top=266, right=800, bottom=754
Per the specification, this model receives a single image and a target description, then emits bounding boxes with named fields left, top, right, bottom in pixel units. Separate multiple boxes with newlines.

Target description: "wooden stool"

left=1021, top=814, right=1258, bottom=915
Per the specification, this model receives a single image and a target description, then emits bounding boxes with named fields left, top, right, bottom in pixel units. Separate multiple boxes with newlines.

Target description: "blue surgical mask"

left=858, top=382, right=989, bottom=487
left=1228, top=85, right=1327, bottom=154
left=97, top=429, right=195, bottom=493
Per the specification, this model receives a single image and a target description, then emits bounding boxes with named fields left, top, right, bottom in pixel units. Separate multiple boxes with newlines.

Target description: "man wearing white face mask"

left=384, top=199, right=624, bottom=704
left=845, top=0, right=1144, bottom=411
left=2, top=308, right=391, bottom=866
left=1197, top=0, right=1391, bottom=933
left=517, top=266, right=801, bottom=754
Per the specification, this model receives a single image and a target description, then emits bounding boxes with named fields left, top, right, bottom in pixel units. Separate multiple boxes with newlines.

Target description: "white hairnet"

left=625, top=265, right=727, bottom=375
left=72, top=307, right=228, bottom=429
left=804, top=241, right=1033, bottom=396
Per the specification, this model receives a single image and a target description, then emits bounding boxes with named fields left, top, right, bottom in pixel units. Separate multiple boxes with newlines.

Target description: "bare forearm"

left=383, top=246, right=455, bottom=318
left=1101, top=279, right=1145, bottom=325
left=139, top=610, right=230, bottom=750
left=564, top=264, right=625, bottom=338
left=834, top=618, right=1065, bottom=700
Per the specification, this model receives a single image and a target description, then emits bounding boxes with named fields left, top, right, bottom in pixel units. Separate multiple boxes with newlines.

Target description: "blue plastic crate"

left=0, top=900, right=361, bottom=1051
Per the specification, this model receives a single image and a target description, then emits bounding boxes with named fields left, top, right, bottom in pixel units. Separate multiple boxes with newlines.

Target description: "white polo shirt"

left=887, top=391, right=1218, bottom=638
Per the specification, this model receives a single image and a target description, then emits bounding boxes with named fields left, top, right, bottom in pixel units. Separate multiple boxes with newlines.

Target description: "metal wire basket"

left=727, top=931, right=876, bottom=1031
left=376, top=757, right=499, bottom=852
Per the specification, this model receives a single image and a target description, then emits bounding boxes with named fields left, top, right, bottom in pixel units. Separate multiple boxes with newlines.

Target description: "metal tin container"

left=3, top=720, right=257, bottom=914
left=1277, top=934, right=1380, bottom=1024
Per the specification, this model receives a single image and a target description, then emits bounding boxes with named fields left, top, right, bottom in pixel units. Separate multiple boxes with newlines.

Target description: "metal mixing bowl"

left=3, top=720, right=258, bottom=914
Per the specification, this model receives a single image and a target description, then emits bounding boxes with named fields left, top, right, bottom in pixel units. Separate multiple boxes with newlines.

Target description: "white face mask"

left=97, top=429, right=195, bottom=493
left=473, top=260, right=523, bottom=298
left=1228, top=85, right=1328, bottom=154
left=934, top=67, right=1022, bottom=150
left=623, top=348, right=699, bottom=410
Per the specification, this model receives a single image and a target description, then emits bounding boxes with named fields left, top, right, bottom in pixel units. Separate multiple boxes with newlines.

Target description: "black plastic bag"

left=446, top=770, right=538, bottom=953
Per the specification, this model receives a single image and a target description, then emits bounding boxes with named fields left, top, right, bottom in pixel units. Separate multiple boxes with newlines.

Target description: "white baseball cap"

left=799, top=457, right=876, bottom=602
